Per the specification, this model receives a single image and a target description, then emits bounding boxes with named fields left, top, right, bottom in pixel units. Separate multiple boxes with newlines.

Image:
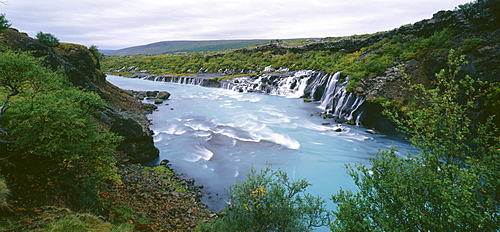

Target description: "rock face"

left=107, top=110, right=159, bottom=163
left=2, top=28, right=159, bottom=163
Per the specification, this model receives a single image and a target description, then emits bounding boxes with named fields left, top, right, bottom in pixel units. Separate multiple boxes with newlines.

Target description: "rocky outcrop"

left=1, top=28, right=159, bottom=163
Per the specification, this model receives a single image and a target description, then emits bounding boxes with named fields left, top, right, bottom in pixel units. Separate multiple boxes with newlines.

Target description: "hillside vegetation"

left=0, top=26, right=210, bottom=231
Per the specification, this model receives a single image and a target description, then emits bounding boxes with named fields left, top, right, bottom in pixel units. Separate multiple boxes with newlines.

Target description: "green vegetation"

left=0, top=50, right=122, bottom=208
left=330, top=50, right=499, bottom=231
left=2, top=1, right=498, bottom=230
left=89, top=44, right=105, bottom=60
left=102, top=27, right=460, bottom=92
left=0, top=206, right=134, bottom=232
left=196, top=166, right=330, bottom=231
left=456, top=0, right=480, bottom=11
left=0, top=13, right=11, bottom=32
left=36, top=31, right=60, bottom=47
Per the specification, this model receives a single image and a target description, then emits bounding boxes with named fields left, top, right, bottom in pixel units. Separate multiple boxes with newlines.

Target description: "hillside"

left=0, top=28, right=211, bottom=231
left=104, top=39, right=271, bottom=55
left=103, top=0, right=500, bottom=135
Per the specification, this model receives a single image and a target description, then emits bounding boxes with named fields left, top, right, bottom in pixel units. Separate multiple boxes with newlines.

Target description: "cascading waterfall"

left=220, top=71, right=312, bottom=98
left=316, top=72, right=365, bottom=123
left=220, top=70, right=365, bottom=124
left=129, top=69, right=366, bottom=125
left=269, top=71, right=312, bottom=98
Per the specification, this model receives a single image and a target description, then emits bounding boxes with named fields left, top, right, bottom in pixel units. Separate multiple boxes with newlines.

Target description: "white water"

left=107, top=75, right=414, bottom=229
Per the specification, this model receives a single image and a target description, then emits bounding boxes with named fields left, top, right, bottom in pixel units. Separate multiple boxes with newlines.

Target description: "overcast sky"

left=2, top=0, right=470, bottom=50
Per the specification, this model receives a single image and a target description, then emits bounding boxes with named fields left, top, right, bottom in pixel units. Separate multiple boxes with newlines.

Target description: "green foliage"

left=0, top=50, right=122, bottom=207
left=36, top=31, right=60, bottom=47
left=102, top=28, right=456, bottom=94
left=196, top=166, right=330, bottom=232
left=455, top=0, right=479, bottom=11
left=0, top=13, right=11, bottom=32
left=41, top=213, right=134, bottom=232
left=330, top=49, right=500, bottom=231
left=462, top=36, right=485, bottom=52
left=89, top=44, right=104, bottom=60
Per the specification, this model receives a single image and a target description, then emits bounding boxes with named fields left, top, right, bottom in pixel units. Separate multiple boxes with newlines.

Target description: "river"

left=106, top=74, right=414, bottom=216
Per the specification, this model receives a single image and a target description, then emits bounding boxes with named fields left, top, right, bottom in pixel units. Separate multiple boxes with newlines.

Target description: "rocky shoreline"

left=105, top=155, right=214, bottom=231
left=1, top=28, right=214, bottom=231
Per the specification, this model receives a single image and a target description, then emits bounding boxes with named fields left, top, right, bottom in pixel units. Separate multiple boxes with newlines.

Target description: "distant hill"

left=103, top=40, right=271, bottom=55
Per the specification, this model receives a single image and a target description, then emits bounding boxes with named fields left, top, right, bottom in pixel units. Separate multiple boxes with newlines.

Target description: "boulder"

left=157, top=91, right=171, bottom=99
left=333, top=127, right=343, bottom=132
left=154, top=98, right=164, bottom=104
left=146, top=91, right=159, bottom=98
left=107, top=110, right=159, bottom=163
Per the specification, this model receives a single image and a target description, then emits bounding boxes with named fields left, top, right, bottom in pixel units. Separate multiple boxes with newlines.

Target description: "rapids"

left=106, top=75, right=415, bottom=217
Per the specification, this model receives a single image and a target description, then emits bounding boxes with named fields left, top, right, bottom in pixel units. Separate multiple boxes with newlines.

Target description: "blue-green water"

left=107, top=75, right=414, bottom=225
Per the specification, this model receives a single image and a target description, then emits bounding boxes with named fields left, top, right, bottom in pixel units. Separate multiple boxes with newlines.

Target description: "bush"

left=0, top=13, right=11, bottom=32
left=89, top=44, right=104, bottom=60
left=0, top=50, right=122, bottom=208
left=36, top=31, right=60, bottom=47
left=196, top=166, right=330, bottom=231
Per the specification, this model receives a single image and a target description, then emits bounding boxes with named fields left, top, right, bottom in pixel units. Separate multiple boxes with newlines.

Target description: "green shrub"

left=0, top=50, right=122, bottom=208
left=196, top=166, right=330, bottom=231
left=36, top=31, right=60, bottom=47
left=89, top=44, right=104, bottom=61
left=0, top=13, right=11, bottom=32
left=462, top=36, right=485, bottom=52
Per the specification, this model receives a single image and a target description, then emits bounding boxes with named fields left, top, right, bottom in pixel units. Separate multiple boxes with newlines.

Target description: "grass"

left=0, top=207, right=134, bottom=232
left=43, top=213, right=134, bottom=232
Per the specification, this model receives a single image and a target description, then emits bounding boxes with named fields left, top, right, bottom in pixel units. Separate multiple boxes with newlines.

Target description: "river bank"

left=0, top=28, right=215, bottom=231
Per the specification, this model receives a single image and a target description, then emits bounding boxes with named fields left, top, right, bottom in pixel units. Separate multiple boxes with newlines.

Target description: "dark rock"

left=107, top=109, right=159, bottom=163
left=154, top=99, right=164, bottom=104
left=146, top=91, right=159, bottom=98
left=157, top=91, right=171, bottom=99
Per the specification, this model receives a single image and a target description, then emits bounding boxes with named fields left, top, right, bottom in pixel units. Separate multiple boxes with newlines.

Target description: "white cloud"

left=1, top=0, right=470, bottom=49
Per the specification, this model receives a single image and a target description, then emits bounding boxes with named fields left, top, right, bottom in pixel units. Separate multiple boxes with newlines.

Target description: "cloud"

left=1, top=0, right=469, bottom=49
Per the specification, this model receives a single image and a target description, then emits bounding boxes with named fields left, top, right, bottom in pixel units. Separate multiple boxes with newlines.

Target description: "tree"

left=89, top=44, right=104, bottom=60
left=330, top=49, right=499, bottom=231
left=36, top=31, right=60, bottom=47
left=0, top=13, right=11, bottom=32
left=0, top=50, right=122, bottom=207
left=196, top=166, right=330, bottom=232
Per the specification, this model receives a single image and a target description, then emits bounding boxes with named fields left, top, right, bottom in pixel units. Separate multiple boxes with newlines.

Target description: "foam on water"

left=106, top=75, right=416, bottom=217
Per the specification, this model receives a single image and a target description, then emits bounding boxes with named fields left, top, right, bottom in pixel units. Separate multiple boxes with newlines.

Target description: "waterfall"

left=169, top=76, right=210, bottom=85
left=220, top=71, right=311, bottom=98
left=221, top=70, right=365, bottom=124
left=318, top=72, right=342, bottom=109
left=316, top=72, right=365, bottom=123
left=128, top=69, right=366, bottom=125
left=304, top=72, right=331, bottom=101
